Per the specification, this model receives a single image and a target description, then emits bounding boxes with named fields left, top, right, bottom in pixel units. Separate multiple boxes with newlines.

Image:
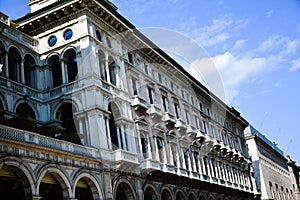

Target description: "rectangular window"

left=158, top=73, right=162, bottom=83
left=147, top=86, right=154, bottom=104
left=144, top=64, right=148, bottom=74
left=185, top=109, right=190, bottom=124
left=132, top=78, right=138, bottom=95
left=195, top=116, right=200, bottom=129
left=161, top=94, right=168, bottom=112
left=128, top=52, right=133, bottom=64
left=174, top=101, right=180, bottom=119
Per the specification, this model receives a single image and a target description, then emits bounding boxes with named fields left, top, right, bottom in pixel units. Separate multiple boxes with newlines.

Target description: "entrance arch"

left=38, top=170, right=70, bottom=200
left=0, top=165, right=32, bottom=199
left=144, top=186, right=158, bottom=200
left=176, top=191, right=185, bottom=200
left=115, top=182, right=135, bottom=200
left=161, top=188, right=172, bottom=200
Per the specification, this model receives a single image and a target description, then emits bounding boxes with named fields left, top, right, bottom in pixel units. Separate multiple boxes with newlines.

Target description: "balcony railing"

left=147, top=104, right=163, bottom=122
left=0, top=124, right=100, bottom=158
left=131, top=95, right=148, bottom=112
left=112, top=149, right=139, bottom=164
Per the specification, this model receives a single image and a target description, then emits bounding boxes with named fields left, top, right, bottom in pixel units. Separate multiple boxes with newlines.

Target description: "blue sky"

left=1, top=0, right=300, bottom=163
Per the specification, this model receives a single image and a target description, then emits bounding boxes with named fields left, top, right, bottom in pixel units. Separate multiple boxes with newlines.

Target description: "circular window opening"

left=63, top=29, right=73, bottom=40
left=48, top=35, right=57, bottom=47
left=96, top=30, right=102, bottom=42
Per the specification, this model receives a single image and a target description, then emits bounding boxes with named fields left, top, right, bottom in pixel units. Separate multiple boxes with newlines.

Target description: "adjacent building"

left=245, top=125, right=295, bottom=200
left=0, top=0, right=257, bottom=199
left=286, top=156, right=300, bottom=200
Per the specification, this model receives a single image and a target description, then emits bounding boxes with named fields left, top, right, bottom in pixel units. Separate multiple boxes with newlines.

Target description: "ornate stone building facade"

left=245, top=125, right=296, bottom=200
left=0, top=0, right=256, bottom=199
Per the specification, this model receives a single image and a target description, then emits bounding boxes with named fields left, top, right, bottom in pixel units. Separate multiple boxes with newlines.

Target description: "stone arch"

left=15, top=102, right=36, bottom=119
left=108, top=101, right=122, bottom=149
left=108, top=55, right=117, bottom=86
left=24, top=54, right=36, bottom=87
left=0, top=156, right=36, bottom=199
left=199, top=194, right=206, bottom=200
left=63, top=48, right=78, bottom=83
left=188, top=192, right=197, bottom=200
left=175, top=190, right=185, bottom=200
left=144, top=184, right=159, bottom=200
left=55, top=101, right=81, bottom=144
left=114, top=177, right=136, bottom=200
left=161, top=187, right=173, bottom=200
left=98, top=49, right=107, bottom=80
left=36, top=164, right=72, bottom=200
left=8, top=46, right=22, bottom=82
left=73, top=171, right=103, bottom=200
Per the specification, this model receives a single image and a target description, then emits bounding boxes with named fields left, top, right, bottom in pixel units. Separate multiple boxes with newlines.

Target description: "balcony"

left=111, top=149, right=139, bottom=170
left=147, top=104, right=163, bottom=123
left=175, top=119, right=187, bottom=134
left=0, top=124, right=100, bottom=158
left=140, top=159, right=161, bottom=173
left=163, top=112, right=176, bottom=128
left=186, top=125, right=197, bottom=140
left=131, top=95, right=148, bottom=115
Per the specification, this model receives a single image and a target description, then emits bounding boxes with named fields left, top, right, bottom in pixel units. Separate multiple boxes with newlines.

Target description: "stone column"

left=116, top=126, right=122, bottom=149
left=121, top=124, right=127, bottom=150
left=20, top=58, right=25, bottom=84
left=103, top=173, right=113, bottom=200
left=4, top=51, right=8, bottom=78
left=60, top=58, right=66, bottom=84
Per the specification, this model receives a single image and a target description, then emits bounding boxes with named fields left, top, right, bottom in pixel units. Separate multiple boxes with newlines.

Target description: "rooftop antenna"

left=259, top=111, right=268, bottom=131
left=285, top=139, right=292, bottom=155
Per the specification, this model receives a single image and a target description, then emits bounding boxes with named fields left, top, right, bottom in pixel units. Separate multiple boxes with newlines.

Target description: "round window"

left=96, top=30, right=102, bottom=42
left=48, top=35, right=57, bottom=47
left=63, top=29, right=73, bottom=40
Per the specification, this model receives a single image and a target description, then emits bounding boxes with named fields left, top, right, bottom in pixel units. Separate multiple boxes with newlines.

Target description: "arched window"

left=98, top=50, right=106, bottom=81
left=16, top=103, right=36, bottom=119
left=108, top=56, right=116, bottom=86
left=24, top=54, right=36, bottom=87
left=8, top=47, right=21, bottom=82
left=48, top=55, right=62, bottom=88
left=64, top=49, right=78, bottom=83
left=0, top=41, right=5, bottom=76
left=108, top=102, right=120, bottom=150
left=57, top=103, right=81, bottom=144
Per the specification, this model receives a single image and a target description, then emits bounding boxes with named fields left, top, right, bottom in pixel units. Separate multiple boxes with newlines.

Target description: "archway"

left=75, top=177, right=94, bottom=200
left=48, top=55, right=62, bottom=88
left=39, top=171, right=68, bottom=200
left=64, top=49, right=78, bottom=83
left=3, top=103, right=37, bottom=131
left=56, top=103, right=80, bottom=144
left=108, top=102, right=121, bottom=150
left=16, top=103, right=36, bottom=119
left=161, top=189, right=172, bottom=200
left=115, top=182, right=135, bottom=200
left=24, top=54, right=36, bottom=87
left=98, top=49, right=106, bottom=81
left=176, top=191, right=185, bottom=200
left=199, top=195, right=206, bottom=200
left=0, top=165, right=32, bottom=199
left=108, top=56, right=116, bottom=86
left=8, top=47, right=21, bottom=82
left=188, top=193, right=196, bottom=200
left=144, top=186, right=158, bottom=200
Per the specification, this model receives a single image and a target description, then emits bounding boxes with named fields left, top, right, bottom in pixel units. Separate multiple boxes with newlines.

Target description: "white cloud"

left=178, top=15, right=248, bottom=48
left=289, top=58, right=300, bottom=72
left=231, top=39, right=246, bottom=50
left=274, top=82, right=281, bottom=88
left=266, top=10, right=273, bottom=18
